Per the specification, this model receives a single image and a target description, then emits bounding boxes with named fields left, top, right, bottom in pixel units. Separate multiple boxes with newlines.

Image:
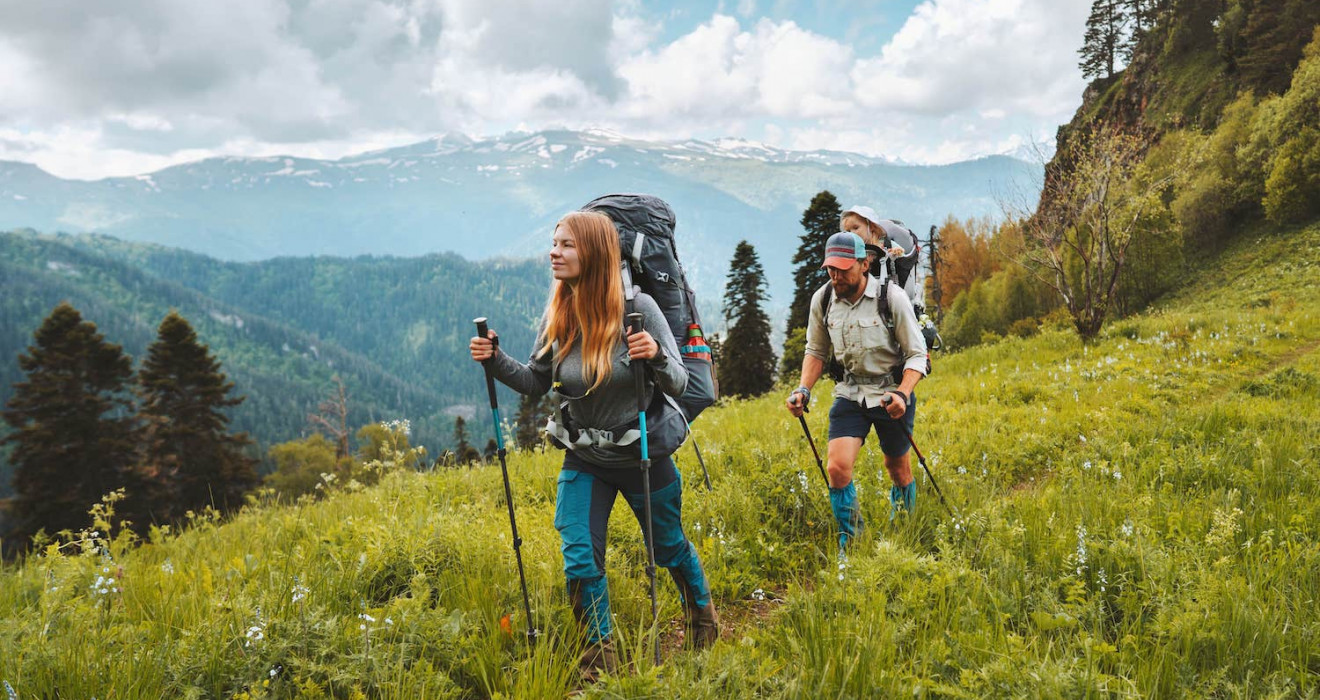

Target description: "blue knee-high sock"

left=890, top=481, right=916, bottom=520
left=828, top=481, right=862, bottom=547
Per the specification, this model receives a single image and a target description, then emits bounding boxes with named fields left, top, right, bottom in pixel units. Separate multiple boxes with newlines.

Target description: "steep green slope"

left=1, top=219, right=1315, bottom=697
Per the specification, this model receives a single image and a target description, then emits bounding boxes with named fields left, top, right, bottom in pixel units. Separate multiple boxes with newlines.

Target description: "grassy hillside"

left=0, top=222, right=1316, bottom=698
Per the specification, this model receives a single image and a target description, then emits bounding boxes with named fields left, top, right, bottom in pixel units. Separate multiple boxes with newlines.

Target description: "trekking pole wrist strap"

left=793, top=386, right=811, bottom=403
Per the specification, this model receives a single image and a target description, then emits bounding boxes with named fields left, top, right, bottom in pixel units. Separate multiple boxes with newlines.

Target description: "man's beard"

left=832, top=277, right=860, bottom=298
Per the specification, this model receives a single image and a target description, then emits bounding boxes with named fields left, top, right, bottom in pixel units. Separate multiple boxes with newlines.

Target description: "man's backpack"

left=868, top=219, right=941, bottom=350
left=580, top=194, right=718, bottom=422
left=816, top=277, right=931, bottom=384
left=871, top=219, right=922, bottom=309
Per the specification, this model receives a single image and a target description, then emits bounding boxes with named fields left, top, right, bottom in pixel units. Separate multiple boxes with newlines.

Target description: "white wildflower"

left=752, top=588, right=766, bottom=601
left=1074, top=523, right=1088, bottom=575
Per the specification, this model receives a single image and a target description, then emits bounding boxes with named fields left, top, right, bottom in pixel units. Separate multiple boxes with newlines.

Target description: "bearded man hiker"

left=785, top=231, right=929, bottom=553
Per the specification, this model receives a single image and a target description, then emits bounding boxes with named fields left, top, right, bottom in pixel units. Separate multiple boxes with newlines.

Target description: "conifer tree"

left=452, top=416, right=480, bottom=464
left=1122, top=0, right=1149, bottom=60
left=2, top=303, right=141, bottom=545
left=782, top=191, right=841, bottom=376
left=721, top=241, right=776, bottom=397
left=138, top=311, right=256, bottom=519
left=514, top=392, right=553, bottom=450
left=1080, top=0, right=1129, bottom=80
left=787, top=191, right=841, bottom=332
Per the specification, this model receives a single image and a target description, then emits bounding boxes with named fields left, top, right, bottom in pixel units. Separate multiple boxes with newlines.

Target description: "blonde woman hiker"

left=469, top=211, right=718, bottom=682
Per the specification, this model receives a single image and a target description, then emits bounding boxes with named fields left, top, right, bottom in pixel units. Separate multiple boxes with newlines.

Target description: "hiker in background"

left=841, top=205, right=924, bottom=312
left=784, top=232, right=928, bottom=552
left=469, top=211, right=718, bottom=682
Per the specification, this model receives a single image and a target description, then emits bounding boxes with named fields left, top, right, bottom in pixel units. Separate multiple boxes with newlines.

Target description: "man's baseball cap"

left=821, top=232, right=867, bottom=270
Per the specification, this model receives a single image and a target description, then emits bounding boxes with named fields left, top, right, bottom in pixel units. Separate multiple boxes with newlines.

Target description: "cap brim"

left=820, top=258, right=855, bottom=270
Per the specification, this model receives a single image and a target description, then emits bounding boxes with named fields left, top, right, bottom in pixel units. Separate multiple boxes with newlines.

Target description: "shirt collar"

left=833, top=274, right=879, bottom=306
left=862, top=274, right=880, bottom=299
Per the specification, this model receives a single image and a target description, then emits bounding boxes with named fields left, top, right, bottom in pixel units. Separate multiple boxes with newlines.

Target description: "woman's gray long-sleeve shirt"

left=489, top=292, right=687, bottom=466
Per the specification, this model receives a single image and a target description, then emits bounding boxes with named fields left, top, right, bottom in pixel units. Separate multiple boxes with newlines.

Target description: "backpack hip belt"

left=546, top=416, right=641, bottom=451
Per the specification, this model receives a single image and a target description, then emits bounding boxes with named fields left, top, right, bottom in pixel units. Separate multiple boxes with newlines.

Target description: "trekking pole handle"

left=626, top=312, right=646, bottom=413
left=474, top=317, right=500, bottom=409
left=474, top=317, right=500, bottom=349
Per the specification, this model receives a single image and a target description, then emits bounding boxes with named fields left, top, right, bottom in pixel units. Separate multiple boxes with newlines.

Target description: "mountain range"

left=0, top=129, right=1039, bottom=307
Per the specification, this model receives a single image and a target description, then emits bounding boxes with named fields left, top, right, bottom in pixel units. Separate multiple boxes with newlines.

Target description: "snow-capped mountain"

left=0, top=129, right=1038, bottom=306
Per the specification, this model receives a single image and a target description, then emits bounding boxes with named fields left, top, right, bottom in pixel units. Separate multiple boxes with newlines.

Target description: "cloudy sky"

left=0, top=0, right=1090, bottom=180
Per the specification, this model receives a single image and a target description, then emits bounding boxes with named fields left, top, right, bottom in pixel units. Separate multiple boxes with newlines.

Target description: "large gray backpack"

left=581, top=194, right=718, bottom=422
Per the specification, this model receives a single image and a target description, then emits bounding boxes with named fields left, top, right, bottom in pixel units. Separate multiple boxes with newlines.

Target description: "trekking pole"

left=690, top=435, right=714, bottom=491
left=474, top=318, right=538, bottom=642
left=796, top=407, right=829, bottom=488
left=881, top=394, right=957, bottom=519
left=627, top=311, right=662, bottom=667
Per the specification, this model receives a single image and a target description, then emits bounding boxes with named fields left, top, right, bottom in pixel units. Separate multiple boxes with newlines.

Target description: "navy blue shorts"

left=827, top=394, right=917, bottom=457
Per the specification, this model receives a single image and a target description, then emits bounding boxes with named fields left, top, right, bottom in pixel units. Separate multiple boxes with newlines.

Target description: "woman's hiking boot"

left=673, top=576, right=720, bottom=648
left=685, top=598, right=721, bottom=648
left=576, top=639, right=619, bottom=683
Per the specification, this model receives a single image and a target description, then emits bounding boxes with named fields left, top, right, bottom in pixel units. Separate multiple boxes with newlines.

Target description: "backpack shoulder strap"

left=816, top=281, right=834, bottom=324
left=877, top=277, right=896, bottom=332
left=630, top=232, right=645, bottom=272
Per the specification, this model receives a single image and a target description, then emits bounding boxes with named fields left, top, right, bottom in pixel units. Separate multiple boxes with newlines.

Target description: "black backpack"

left=580, top=194, right=718, bottom=422
left=816, top=277, right=931, bottom=384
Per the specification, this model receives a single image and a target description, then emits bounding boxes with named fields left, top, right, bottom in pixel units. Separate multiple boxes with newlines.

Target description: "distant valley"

left=0, top=129, right=1039, bottom=306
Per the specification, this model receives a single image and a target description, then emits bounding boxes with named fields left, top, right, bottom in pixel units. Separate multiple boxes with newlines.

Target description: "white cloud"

left=851, top=0, right=1088, bottom=118
left=0, top=0, right=1088, bottom=178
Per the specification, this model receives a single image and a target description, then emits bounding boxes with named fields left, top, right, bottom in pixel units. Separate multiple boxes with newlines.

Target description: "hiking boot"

left=577, top=639, right=619, bottom=683
left=685, top=598, right=721, bottom=649
left=673, top=577, right=720, bottom=649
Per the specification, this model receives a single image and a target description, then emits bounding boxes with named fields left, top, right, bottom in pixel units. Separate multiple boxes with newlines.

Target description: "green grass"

left=3, top=223, right=1319, bottom=699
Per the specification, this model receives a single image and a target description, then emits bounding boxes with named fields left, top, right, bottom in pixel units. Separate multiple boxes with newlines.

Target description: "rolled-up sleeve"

left=804, top=285, right=831, bottom=363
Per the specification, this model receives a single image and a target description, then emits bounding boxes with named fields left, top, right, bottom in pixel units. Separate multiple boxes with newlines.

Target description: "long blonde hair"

left=538, top=211, right=625, bottom=391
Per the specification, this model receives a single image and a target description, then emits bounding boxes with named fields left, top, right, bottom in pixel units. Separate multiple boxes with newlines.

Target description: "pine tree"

left=1122, top=0, right=1155, bottom=61
left=514, top=392, right=553, bottom=450
left=1080, top=0, right=1130, bottom=80
left=787, top=191, right=841, bottom=333
left=138, top=311, right=257, bottom=519
left=782, top=191, right=841, bottom=377
left=453, top=416, right=480, bottom=464
left=721, top=241, right=776, bottom=397
left=2, top=303, right=140, bottom=546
